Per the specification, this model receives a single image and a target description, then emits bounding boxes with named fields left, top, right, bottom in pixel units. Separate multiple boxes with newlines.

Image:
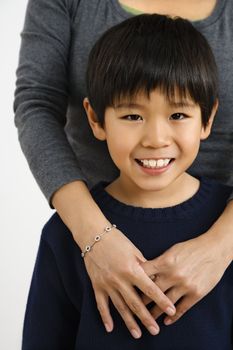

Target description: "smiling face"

left=84, top=89, right=216, bottom=207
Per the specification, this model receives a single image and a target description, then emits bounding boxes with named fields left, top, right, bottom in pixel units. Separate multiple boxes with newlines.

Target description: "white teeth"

left=150, top=160, right=156, bottom=167
left=139, top=158, right=171, bottom=169
left=157, top=159, right=164, bottom=167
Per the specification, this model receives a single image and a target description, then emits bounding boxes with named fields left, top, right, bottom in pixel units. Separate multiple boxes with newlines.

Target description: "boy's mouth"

left=135, top=158, right=174, bottom=169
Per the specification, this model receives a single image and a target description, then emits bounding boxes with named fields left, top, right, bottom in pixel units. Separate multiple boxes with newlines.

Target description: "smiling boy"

left=84, top=89, right=216, bottom=209
left=22, top=14, right=233, bottom=350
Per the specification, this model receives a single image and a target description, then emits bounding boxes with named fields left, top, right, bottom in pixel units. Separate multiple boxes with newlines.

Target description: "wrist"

left=52, top=180, right=111, bottom=249
left=81, top=224, right=117, bottom=258
left=205, top=229, right=232, bottom=266
left=73, top=210, right=112, bottom=251
left=204, top=200, right=233, bottom=263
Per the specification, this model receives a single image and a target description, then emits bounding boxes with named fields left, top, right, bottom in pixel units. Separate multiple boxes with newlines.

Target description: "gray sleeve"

left=14, top=0, right=84, bottom=204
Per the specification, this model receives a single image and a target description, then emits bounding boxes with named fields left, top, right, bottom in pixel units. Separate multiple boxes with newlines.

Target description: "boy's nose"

left=141, top=120, right=172, bottom=149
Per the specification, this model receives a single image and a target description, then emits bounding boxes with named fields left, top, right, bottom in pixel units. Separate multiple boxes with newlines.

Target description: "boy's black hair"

left=86, top=14, right=218, bottom=127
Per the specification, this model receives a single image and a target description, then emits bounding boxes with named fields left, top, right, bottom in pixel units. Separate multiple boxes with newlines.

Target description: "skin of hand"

left=83, top=227, right=177, bottom=338
left=52, top=180, right=175, bottom=339
left=141, top=200, right=233, bottom=325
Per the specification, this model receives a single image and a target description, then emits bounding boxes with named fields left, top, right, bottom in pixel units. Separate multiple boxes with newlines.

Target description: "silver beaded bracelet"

left=81, top=224, right=117, bottom=258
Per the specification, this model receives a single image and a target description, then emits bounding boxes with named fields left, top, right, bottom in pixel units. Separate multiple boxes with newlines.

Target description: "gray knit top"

left=14, top=0, right=233, bottom=202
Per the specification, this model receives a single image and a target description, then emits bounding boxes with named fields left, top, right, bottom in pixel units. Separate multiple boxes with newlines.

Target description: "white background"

left=0, top=1, right=52, bottom=348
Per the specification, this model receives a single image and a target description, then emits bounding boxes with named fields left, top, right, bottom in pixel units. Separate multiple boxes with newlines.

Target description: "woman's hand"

left=84, top=227, right=176, bottom=339
left=52, top=181, right=175, bottom=339
left=141, top=202, right=233, bottom=325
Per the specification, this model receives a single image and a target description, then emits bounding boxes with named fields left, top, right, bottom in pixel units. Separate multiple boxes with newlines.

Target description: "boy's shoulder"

left=201, top=177, right=232, bottom=196
left=197, top=177, right=232, bottom=215
left=41, top=213, right=74, bottom=250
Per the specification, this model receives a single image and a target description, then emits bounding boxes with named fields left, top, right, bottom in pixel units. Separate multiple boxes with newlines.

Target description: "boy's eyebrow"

left=114, top=101, right=197, bottom=109
left=114, top=102, right=146, bottom=110
left=169, top=101, right=196, bottom=108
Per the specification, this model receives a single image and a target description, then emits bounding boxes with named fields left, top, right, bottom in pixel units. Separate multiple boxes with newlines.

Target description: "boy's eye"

left=123, top=114, right=143, bottom=121
left=169, top=113, right=187, bottom=120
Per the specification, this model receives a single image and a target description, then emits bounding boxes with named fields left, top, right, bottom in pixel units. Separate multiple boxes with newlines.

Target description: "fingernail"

left=104, top=323, right=112, bottom=332
left=164, top=318, right=172, bottom=325
left=148, top=326, right=159, bottom=335
left=166, top=307, right=176, bottom=316
left=131, top=329, right=141, bottom=339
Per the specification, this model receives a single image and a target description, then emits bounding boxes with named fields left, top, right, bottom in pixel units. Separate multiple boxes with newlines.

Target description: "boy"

left=22, top=14, right=233, bottom=350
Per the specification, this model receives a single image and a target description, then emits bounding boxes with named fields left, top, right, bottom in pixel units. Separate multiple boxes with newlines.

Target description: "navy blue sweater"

left=22, top=179, right=233, bottom=350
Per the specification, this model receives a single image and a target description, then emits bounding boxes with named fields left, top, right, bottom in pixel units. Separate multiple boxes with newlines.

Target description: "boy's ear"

left=200, top=99, right=219, bottom=140
left=83, top=97, right=106, bottom=141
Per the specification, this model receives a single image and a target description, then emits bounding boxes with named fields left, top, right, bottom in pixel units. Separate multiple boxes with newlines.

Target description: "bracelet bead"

left=81, top=224, right=116, bottom=258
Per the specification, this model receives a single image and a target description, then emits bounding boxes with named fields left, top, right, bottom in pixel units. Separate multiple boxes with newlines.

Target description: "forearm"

left=52, top=180, right=110, bottom=249
left=202, top=199, right=233, bottom=263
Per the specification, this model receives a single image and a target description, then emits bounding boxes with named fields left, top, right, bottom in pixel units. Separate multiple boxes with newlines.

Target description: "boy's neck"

left=119, top=0, right=217, bottom=21
left=105, top=173, right=200, bottom=208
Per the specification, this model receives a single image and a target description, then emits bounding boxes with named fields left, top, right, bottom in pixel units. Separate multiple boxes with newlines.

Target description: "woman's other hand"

left=142, top=202, right=233, bottom=325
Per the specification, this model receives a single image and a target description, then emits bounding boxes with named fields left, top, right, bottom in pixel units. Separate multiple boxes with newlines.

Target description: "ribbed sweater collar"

left=91, top=178, right=213, bottom=222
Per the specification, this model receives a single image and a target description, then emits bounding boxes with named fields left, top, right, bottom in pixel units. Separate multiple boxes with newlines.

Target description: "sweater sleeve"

left=22, top=237, right=79, bottom=350
left=14, top=0, right=85, bottom=203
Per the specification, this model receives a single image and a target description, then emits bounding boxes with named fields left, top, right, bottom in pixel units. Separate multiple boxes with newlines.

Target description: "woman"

left=14, top=0, right=233, bottom=339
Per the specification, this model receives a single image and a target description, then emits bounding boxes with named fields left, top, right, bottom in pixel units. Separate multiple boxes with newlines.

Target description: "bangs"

left=86, top=14, right=218, bottom=126
left=100, top=39, right=209, bottom=111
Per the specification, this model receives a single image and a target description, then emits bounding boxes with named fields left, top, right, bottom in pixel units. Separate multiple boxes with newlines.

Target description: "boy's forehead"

left=113, top=89, right=197, bottom=109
